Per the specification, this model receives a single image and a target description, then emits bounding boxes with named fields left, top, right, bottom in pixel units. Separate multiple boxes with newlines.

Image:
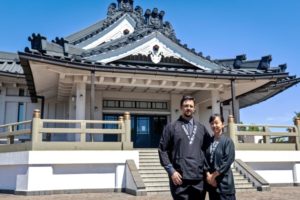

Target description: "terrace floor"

left=0, top=187, right=299, bottom=200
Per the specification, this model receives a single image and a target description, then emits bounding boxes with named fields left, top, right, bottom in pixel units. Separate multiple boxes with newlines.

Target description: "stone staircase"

left=138, top=149, right=256, bottom=194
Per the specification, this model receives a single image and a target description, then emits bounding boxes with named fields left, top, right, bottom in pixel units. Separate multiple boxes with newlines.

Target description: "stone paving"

left=0, top=187, right=299, bottom=200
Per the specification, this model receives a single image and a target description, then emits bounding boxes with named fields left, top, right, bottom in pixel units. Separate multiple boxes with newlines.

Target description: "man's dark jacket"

left=158, top=116, right=211, bottom=180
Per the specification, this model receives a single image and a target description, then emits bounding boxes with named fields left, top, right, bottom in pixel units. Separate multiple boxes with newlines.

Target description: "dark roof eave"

left=240, top=81, right=300, bottom=109
left=222, top=77, right=300, bottom=109
left=0, top=71, right=25, bottom=78
left=18, top=52, right=290, bottom=81
left=18, top=52, right=38, bottom=103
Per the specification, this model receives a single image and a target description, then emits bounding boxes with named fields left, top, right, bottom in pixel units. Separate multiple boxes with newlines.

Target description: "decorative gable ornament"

left=149, top=45, right=163, bottom=64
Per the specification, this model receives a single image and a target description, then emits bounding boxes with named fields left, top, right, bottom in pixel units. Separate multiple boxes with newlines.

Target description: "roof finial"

left=107, top=3, right=117, bottom=17
left=117, top=0, right=134, bottom=12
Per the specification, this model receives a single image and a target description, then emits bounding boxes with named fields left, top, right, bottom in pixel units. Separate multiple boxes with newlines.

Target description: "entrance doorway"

left=103, top=114, right=167, bottom=148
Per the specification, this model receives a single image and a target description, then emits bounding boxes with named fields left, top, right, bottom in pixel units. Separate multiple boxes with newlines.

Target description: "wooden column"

left=31, top=109, right=41, bottom=150
left=90, top=71, right=95, bottom=121
left=230, top=79, right=239, bottom=123
left=211, top=90, right=220, bottom=114
left=119, top=116, right=125, bottom=142
left=294, top=117, right=300, bottom=151
left=228, top=115, right=236, bottom=146
left=122, top=112, right=133, bottom=150
left=89, top=71, right=96, bottom=142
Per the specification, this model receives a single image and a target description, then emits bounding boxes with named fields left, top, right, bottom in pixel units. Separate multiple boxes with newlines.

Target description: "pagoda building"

left=0, top=0, right=299, bottom=148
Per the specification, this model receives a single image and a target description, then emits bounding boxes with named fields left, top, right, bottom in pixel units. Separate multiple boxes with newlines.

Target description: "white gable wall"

left=82, top=17, right=135, bottom=50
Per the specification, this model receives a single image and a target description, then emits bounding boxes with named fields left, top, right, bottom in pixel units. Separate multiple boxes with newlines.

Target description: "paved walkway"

left=0, top=187, right=299, bottom=200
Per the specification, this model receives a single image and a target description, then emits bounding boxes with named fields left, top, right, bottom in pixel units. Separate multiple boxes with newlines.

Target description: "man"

left=158, top=95, right=211, bottom=200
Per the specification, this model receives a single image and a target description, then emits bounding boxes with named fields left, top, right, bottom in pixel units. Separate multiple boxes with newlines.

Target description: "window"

left=17, top=103, right=24, bottom=130
left=103, top=100, right=168, bottom=110
left=19, top=89, right=25, bottom=96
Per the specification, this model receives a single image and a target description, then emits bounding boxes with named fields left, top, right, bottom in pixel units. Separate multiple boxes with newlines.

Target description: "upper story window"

left=19, top=89, right=25, bottom=96
left=103, top=100, right=168, bottom=110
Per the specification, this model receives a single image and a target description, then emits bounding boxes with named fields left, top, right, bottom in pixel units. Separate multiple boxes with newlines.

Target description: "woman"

left=204, top=114, right=236, bottom=200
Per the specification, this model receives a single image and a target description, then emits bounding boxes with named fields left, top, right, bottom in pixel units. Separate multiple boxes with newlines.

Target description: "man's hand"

left=206, top=172, right=218, bottom=187
left=171, top=171, right=183, bottom=186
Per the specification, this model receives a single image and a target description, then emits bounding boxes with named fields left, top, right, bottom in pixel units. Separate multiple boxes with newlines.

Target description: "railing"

left=227, top=115, right=300, bottom=151
left=0, top=110, right=133, bottom=152
left=0, top=120, right=32, bottom=144
left=234, top=159, right=270, bottom=191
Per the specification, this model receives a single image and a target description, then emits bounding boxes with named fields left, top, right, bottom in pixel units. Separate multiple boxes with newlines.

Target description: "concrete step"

left=236, top=188, right=257, bottom=192
left=146, top=186, right=170, bottom=192
left=141, top=173, right=169, bottom=178
left=143, top=177, right=169, bottom=183
left=144, top=181, right=170, bottom=187
left=234, top=175, right=246, bottom=180
left=139, top=159, right=160, bottom=163
left=234, top=179, right=250, bottom=184
left=139, top=156, right=160, bottom=160
left=140, top=162, right=162, bottom=167
left=139, top=165, right=165, bottom=170
left=138, top=149, right=158, bottom=153
left=139, top=151, right=159, bottom=155
left=235, top=183, right=254, bottom=189
left=139, top=169, right=167, bottom=174
left=233, top=171, right=241, bottom=176
left=138, top=150, right=257, bottom=193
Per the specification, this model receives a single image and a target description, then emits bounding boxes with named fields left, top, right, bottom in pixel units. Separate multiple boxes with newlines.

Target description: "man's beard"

left=183, top=111, right=193, bottom=118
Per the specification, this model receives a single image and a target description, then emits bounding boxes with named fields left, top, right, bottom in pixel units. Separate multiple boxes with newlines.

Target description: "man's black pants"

left=170, top=179, right=205, bottom=200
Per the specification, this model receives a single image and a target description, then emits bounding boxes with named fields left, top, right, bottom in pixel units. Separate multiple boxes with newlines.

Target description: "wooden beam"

left=160, top=80, right=167, bottom=86
left=131, top=78, right=136, bottom=84
left=203, top=83, right=210, bottom=88
left=145, top=79, right=152, bottom=85
left=174, top=82, right=181, bottom=87
left=83, top=76, right=88, bottom=82
left=115, top=77, right=121, bottom=83
left=99, top=76, right=104, bottom=83
left=189, top=82, right=196, bottom=87
left=216, top=84, right=223, bottom=90
left=59, top=73, right=66, bottom=80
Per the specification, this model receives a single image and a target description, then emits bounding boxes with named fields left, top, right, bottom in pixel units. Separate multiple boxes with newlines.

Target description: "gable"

left=78, top=15, right=136, bottom=50
left=84, top=32, right=220, bottom=71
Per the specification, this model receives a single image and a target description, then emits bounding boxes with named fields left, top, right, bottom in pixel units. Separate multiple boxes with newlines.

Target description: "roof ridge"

left=65, top=0, right=177, bottom=46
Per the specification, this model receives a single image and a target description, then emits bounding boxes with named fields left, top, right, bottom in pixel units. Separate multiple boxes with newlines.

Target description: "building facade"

left=1, top=0, right=299, bottom=148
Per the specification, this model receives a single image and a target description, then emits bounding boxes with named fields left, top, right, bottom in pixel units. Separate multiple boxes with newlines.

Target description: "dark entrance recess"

left=103, top=114, right=167, bottom=148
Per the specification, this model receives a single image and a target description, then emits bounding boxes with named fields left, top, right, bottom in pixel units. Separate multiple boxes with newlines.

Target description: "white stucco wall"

left=236, top=151, right=300, bottom=185
left=0, top=151, right=138, bottom=192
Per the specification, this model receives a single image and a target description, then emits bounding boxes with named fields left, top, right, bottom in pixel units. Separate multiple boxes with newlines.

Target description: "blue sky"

left=0, top=0, right=299, bottom=125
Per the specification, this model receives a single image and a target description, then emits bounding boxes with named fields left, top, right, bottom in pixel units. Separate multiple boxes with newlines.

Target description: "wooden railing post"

left=294, top=117, right=300, bottom=150
left=263, top=126, right=270, bottom=144
left=80, top=121, right=86, bottom=143
left=122, top=112, right=133, bottom=150
left=31, top=109, right=41, bottom=150
left=228, top=115, right=236, bottom=145
left=7, top=125, right=14, bottom=144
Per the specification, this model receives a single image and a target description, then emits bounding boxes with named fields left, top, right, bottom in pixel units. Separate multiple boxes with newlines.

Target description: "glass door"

left=151, top=116, right=167, bottom=148
left=135, top=116, right=151, bottom=148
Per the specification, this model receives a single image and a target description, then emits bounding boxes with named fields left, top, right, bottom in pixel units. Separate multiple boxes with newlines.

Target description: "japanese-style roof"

left=0, top=0, right=298, bottom=107
left=65, top=1, right=177, bottom=46
left=21, top=0, right=291, bottom=75
left=18, top=50, right=289, bottom=79
left=224, top=76, right=300, bottom=108
left=0, top=51, right=24, bottom=76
